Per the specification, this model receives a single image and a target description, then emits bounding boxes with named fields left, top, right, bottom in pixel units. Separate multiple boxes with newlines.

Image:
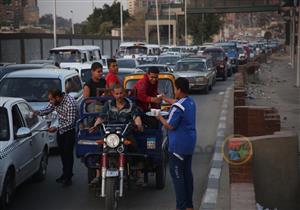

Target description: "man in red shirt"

left=105, top=58, right=120, bottom=91
left=134, top=66, right=162, bottom=112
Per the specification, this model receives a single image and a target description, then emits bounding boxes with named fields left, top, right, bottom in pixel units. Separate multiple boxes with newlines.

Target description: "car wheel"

left=32, top=150, right=48, bottom=182
left=0, top=170, right=15, bottom=210
left=203, top=85, right=209, bottom=94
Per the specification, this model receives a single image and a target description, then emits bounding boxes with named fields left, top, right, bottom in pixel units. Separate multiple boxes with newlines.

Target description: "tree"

left=123, top=9, right=146, bottom=41
left=81, top=1, right=131, bottom=36
left=178, top=13, right=223, bottom=45
left=39, top=14, right=71, bottom=29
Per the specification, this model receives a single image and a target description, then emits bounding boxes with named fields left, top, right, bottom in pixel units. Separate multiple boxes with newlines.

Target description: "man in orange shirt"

left=105, top=58, right=120, bottom=91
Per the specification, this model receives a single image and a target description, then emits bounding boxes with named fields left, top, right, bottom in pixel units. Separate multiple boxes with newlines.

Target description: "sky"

left=37, top=0, right=127, bottom=23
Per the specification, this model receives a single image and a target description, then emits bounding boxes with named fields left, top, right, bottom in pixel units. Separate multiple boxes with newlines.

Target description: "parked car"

left=174, top=57, right=216, bottom=93
left=117, top=58, right=140, bottom=69
left=215, top=42, right=238, bottom=73
left=0, top=97, right=49, bottom=209
left=0, top=64, right=58, bottom=80
left=0, top=69, right=83, bottom=148
left=137, top=64, right=173, bottom=73
left=203, top=47, right=230, bottom=80
left=49, top=45, right=102, bottom=64
left=157, top=55, right=181, bottom=70
left=237, top=46, right=248, bottom=65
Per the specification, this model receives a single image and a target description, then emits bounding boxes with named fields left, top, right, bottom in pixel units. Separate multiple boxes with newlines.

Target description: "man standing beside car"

left=34, top=89, right=78, bottom=187
left=156, top=77, right=196, bottom=210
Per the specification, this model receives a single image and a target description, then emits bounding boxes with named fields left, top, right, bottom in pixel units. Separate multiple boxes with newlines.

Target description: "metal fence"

left=0, top=33, right=121, bottom=64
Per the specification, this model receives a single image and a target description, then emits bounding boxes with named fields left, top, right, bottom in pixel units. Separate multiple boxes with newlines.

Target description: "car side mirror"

left=16, top=127, right=32, bottom=139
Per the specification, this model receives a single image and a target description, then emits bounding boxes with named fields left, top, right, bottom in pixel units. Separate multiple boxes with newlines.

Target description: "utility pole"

left=168, top=2, right=171, bottom=46
left=184, top=0, right=187, bottom=45
left=120, top=0, right=123, bottom=42
left=53, top=0, right=57, bottom=47
left=296, top=3, right=300, bottom=87
left=70, top=10, right=74, bottom=35
left=291, top=8, right=295, bottom=69
left=201, top=0, right=204, bottom=44
left=155, top=0, right=160, bottom=45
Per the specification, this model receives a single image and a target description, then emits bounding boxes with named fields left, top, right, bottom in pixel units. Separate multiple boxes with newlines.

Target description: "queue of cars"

left=0, top=39, right=278, bottom=208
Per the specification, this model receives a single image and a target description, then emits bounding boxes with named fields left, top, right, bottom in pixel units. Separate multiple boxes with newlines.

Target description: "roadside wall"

left=251, top=131, right=299, bottom=209
left=0, top=33, right=121, bottom=63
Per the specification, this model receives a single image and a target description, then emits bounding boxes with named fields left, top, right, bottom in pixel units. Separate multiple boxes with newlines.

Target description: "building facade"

left=0, top=0, right=39, bottom=26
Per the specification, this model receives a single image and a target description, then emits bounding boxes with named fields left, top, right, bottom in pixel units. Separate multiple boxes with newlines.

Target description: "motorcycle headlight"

left=220, top=64, right=225, bottom=68
left=106, top=134, right=120, bottom=148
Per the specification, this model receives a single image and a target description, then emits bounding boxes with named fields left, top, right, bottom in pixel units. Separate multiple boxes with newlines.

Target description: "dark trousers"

left=57, top=129, right=75, bottom=180
left=169, top=153, right=194, bottom=210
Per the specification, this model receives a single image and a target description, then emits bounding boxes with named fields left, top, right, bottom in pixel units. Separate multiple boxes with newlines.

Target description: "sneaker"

left=136, top=177, right=147, bottom=187
left=89, top=177, right=100, bottom=187
left=62, top=179, right=72, bottom=187
left=56, top=175, right=65, bottom=183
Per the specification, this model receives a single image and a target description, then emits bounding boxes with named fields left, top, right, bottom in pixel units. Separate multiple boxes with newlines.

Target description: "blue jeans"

left=169, top=153, right=194, bottom=210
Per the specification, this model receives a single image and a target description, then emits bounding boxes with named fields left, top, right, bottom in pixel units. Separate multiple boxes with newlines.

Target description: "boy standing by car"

left=156, top=77, right=196, bottom=210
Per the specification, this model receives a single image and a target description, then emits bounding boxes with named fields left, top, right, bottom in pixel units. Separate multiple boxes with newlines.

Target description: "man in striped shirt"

left=34, top=89, right=78, bottom=187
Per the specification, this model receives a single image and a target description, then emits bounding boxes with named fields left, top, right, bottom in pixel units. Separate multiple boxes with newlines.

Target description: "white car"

left=0, top=97, right=49, bottom=208
left=0, top=69, right=83, bottom=148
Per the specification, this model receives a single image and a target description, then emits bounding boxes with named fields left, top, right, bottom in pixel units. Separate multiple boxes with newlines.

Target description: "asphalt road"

left=10, top=77, right=234, bottom=210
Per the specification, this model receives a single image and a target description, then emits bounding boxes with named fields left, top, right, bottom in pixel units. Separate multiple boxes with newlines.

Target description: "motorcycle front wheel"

left=105, top=178, right=118, bottom=210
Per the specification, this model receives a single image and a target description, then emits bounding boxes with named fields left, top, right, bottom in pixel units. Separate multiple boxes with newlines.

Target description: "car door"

left=17, top=102, right=46, bottom=173
left=10, top=104, right=33, bottom=182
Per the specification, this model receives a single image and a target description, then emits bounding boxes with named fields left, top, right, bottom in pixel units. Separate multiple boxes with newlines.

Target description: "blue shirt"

left=167, top=96, right=197, bottom=155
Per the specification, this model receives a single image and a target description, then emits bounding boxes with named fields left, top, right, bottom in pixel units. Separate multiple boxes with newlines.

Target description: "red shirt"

left=134, top=74, right=159, bottom=112
left=105, top=71, right=120, bottom=89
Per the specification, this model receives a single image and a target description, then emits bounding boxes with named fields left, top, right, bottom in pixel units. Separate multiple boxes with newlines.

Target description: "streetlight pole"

left=120, top=0, right=123, bottom=42
left=155, top=0, right=160, bottom=45
left=296, top=3, right=300, bottom=87
left=184, top=0, right=187, bottom=46
left=70, top=10, right=74, bottom=35
left=291, top=8, right=295, bottom=69
left=168, top=2, right=171, bottom=46
left=53, top=0, right=57, bottom=47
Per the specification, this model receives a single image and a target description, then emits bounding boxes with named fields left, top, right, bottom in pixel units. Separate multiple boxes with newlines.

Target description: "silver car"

left=0, top=69, right=83, bottom=148
left=174, top=57, right=216, bottom=94
left=0, top=97, right=49, bottom=208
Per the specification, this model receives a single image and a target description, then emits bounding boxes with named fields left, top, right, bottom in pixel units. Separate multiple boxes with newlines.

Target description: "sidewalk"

left=245, top=53, right=300, bottom=209
left=246, top=53, right=300, bottom=149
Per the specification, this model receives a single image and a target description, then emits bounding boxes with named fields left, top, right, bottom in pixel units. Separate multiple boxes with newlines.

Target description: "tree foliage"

left=39, top=14, right=71, bottom=28
left=178, top=14, right=223, bottom=45
left=81, top=1, right=131, bottom=36
left=123, top=9, right=146, bottom=41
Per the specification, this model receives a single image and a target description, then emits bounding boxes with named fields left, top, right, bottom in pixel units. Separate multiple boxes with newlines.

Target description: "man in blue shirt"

left=157, top=77, right=196, bottom=210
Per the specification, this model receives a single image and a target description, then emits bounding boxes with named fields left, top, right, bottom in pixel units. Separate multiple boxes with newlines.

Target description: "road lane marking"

left=209, top=168, right=221, bottom=179
left=200, top=85, right=232, bottom=210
